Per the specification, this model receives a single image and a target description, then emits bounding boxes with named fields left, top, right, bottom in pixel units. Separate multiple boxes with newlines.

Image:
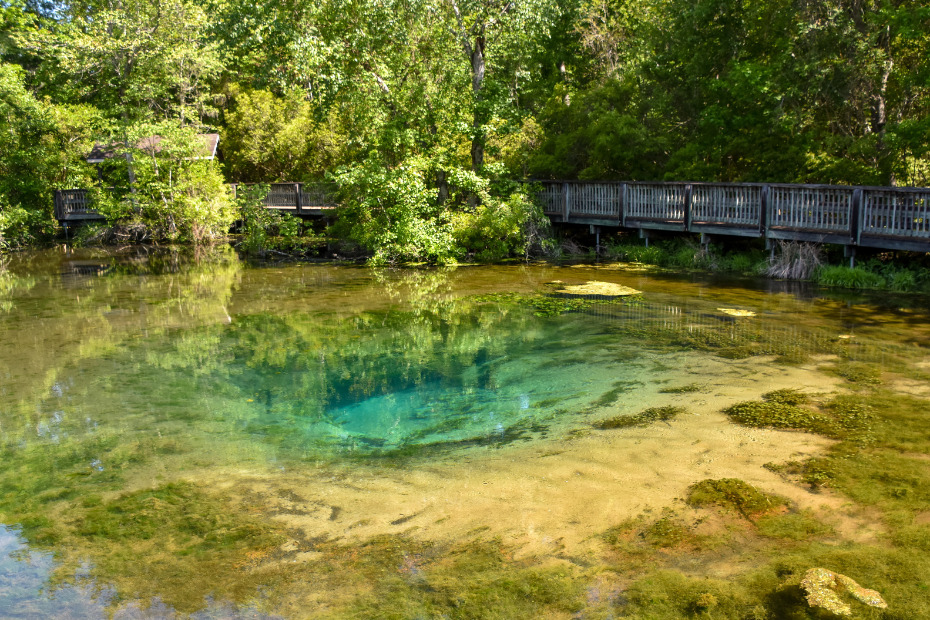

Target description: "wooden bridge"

left=55, top=180, right=930, bottom=254
left=537, top=181, right=930, bottom=253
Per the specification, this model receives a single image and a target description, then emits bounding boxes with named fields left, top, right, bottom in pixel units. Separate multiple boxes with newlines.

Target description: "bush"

left=92, top=124, right=236, bottom=242
left=333, top=156, right=458, bottom=265
left=451, top=188, right=549, bottom=261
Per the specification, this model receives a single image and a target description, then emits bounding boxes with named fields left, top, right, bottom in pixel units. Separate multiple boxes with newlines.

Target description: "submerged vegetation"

left=594, top=405, right=686, bottom=429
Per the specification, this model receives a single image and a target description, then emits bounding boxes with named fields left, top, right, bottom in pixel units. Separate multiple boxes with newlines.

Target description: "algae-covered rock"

left=799, top=567, right=888, bottom=616
left=551, top=280, right=641, bottom=298
left=717, top=308, right=756, bottom=317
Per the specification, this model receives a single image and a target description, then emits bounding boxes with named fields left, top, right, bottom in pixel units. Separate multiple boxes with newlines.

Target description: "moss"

left=723, top=400, right=830, bottom=434
left=307, top=536, right=586, bottom=619
left=658, top=383, right=702, bottom=394
left=687, top=478, right=789, bottom=520
left=755, top=510, right=834, bottom=540
left=594, top=405, right=686, bottom=429
left=54, top=481, right=287, bottom=613
left=761, top=388, right=811, bottom=406
left=828, top=361, right=883, bottom=385
left=641, top=516, right=693, bottom=549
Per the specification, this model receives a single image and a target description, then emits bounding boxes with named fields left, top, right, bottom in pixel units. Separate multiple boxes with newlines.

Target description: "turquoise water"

left=0, top=247, right=928, bottom=617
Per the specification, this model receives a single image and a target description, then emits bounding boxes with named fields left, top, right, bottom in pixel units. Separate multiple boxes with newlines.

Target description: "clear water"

left=0, top=247, right=928, bottom=617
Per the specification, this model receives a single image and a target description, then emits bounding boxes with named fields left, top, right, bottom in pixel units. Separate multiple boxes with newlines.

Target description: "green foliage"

left=687, top=478, right=789, bottom=520
left=235, top=184, right=321, bottom=255
left=220, top=85, right=346, bottom=182
left=333, top=156, right=457, bottom=265
left=815, top=265, right=888, bottom=290
left=594, top=405, right=686, bottom=429
left=0, top=62, right=96, bottom=246
left=451, top=188, right=549, bottom=261
left=815, top=260, right=930, bottom=293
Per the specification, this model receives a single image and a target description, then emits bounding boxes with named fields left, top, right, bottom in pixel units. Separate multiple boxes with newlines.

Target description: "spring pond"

left=0, top=247, right=929, bottom=618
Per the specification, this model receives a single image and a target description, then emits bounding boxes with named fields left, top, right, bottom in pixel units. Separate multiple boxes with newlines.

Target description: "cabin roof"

left=87, top=133, right=219, bottom=163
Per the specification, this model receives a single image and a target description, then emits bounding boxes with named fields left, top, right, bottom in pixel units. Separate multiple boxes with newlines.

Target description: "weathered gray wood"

left=767, top=185, right=854, bottom=236
left=690, top=184, right=761, bottom=228
left=55, top=189, right=104, bottom=222
left=625, top=183, right=688, bottom=223
left=861, top=188, right=930, bottom=240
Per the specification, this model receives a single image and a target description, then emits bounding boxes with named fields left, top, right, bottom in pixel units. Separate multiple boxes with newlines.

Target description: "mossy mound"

left=761, top=388, right=812, bottom=406
left=724, top=391, right=876, bottom=440
left=594, top=405, right=686, bottom=429
left=723, top=400, right=827, bottom=433
left=687, top=478, right=789, bottom=520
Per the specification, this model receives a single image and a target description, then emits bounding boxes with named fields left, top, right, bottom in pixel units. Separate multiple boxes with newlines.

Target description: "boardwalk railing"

left=55, top=182, right=339, bottom=224
left=54, top=180, right=930, bottom=252
left=539, top=180, right=930, bottom=252
left=54, top=189, right=99, bottom=223
left=229, top=182, right=339, bottom=214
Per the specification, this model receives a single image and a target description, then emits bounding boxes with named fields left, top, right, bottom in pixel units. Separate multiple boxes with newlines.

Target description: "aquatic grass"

left=594, top=405, right=686, bottom=429
left=658, top=383, right=702, bottom=394
left=687, top=478, right=789, bottom=521
left=593, top=380, right=642, bottom=407
left=761, top=388, right=812, bottom=406
left=55, top=481, right=287, bottom=613
left=615, top=541, right=930, bottom=620
left=755, top=510, right=834, bottom=540
left=305, top=536, right=586, bottom=619
left=723, top=400, right=830, bottom=434
left=470, top=290, right=642, bottom=317
left=827, top=361, right=883, bottom=385
left=641, top=516, right=694, bottom=549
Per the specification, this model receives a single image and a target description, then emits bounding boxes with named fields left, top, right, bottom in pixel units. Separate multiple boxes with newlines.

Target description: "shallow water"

left=0, top=247, right=928, bottom=617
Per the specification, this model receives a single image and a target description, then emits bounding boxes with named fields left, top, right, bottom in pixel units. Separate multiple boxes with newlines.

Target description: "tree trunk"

left=469, top=33, right=486, bottom=173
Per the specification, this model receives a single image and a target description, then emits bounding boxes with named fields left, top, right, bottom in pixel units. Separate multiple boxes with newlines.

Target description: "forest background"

left=0, top=0, right=928, bottom=263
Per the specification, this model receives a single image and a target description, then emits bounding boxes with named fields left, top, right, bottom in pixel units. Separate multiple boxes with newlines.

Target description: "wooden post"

left=851, top=188, right=863, bottom=246
left=845, top=244, right=856, bottom=268
left=761, top=184, right=770, bottom=237
left=684, top=183, right=693, bottom=231
left=620, top=183, right=628, bottom=228
left=295, top=183, right=303, bottom=215
left=562, top=182, right=570, bottom=221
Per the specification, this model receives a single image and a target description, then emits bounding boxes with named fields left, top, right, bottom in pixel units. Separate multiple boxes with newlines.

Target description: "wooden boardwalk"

left=55, top=180, right=930, bottom=253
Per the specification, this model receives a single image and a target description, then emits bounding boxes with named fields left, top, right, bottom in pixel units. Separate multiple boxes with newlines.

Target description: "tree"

left=0, top=62, right=96, bottom=247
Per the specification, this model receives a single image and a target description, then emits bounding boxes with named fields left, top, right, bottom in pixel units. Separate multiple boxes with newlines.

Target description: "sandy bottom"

left=210, top=352, right=858, bottom=562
